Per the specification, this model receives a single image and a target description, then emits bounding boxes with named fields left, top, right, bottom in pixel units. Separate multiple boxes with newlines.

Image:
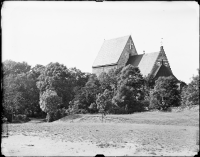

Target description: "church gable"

left=151, top=46, right=172, bottom=76
left=117, top=36, right=138, bottom=67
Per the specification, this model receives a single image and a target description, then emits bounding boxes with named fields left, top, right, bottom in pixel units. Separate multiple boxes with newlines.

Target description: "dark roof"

left=126, top=54, right=143, bottom=67
left=127, top=52, right=160, bottom=76
left=154, top=64, right=173, bottom=78
left=92, top=35, right=130, bottom=67
left=154, top=64, right=178, bottom=81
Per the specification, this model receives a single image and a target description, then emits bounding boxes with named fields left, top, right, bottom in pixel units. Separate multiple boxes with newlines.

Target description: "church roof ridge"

left=137, top=51, right=160, bottom=55
left=104, top=35, right=131, bottom=41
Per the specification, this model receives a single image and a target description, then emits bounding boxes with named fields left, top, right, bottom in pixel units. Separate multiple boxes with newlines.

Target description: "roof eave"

left=92, top=63, right=118, bottom=68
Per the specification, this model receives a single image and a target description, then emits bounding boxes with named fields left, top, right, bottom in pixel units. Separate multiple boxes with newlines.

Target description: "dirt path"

left=1, top=122, right=199, bottom=156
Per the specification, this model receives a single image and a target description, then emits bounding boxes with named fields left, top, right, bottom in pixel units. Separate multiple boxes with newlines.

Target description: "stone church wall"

left=151, top=49, right=172, bottom=76
left=92, top=65, right=117, bottom=77
left=118, top=37, right=137, bottom=68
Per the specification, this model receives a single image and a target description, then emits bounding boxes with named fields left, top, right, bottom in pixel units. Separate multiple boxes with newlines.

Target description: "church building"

left=92, top=35, right=177, bottom=80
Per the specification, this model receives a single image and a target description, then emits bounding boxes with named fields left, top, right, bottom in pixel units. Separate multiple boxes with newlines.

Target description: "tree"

left=96, top=89, right=113, bottom=122
left=144, top=74, right=155, bottom=90
left=150, top=76, right=181, bottom=111
left=181, top=69, right=199, bottom=107
left=96, top=89, right=116, bottom=114
left=112, top=65, right=145, bottom=113
left=30, top=64, right=45, bottom=80
left=98, top=72, right=112, bottom=92
left=3, top=74, right=25, bottom=121
left=39, top=89, right=62, bottom=122
left=2, top=61, right=43, bottom=121
left=70, top=74, right=101, bottom=113
left=69, top=67, right=90, bottom=88
left=107, top=67, right=123, bottom=92
left=2, top=71, right=43, bottom=120
left=3, top=60, right=31, bottom=76
left=37, top=62, right=72, bottom=108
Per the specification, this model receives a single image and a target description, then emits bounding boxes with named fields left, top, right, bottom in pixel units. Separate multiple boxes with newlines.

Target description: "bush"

left=46, top=109, right=69, bottom=122
left=88, top=103, right=98, bottom=113
left=149, top=91, right=160, bottom=110
left=77, top=109, right=88, bottom=114
left=13, top=114, right=30, bottom=123
left=114, top=107, right=128, bottom=114
left=71, top=109, right=88, bottom=114
left=46, top=113, right=54, bottom=122
left=181, top=73, right=199, bottom=107
left=140, top=100, right=150, bottom=111
left=163, top=107, right=172, bottom=112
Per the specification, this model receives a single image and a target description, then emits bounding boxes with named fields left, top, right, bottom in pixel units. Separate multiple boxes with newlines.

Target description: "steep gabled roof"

left=154, top=63, right=172, bottom=78
left=127, top=52, right=160, bottom=76
left=92, top=35, right=130, bottom=67
left=154, top=63, right=178, bottom=81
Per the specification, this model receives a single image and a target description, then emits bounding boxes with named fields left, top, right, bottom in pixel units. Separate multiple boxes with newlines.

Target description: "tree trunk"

left=102, top=113, right=103, bottom=123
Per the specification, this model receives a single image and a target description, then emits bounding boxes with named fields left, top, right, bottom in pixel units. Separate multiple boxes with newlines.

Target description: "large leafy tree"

left=112, top=65, right=145, bottom=113
left=96, top=89, right=116, bottom=114
left=69, top=67, right=90, bottom=88
left=69, top=67, right=90, bottom=101
left=150, top=76, right=181, bottom=111
left=70, top=74, right=101, bottom=113
left=37, top=62, right=72, bottom=108
left=30, top=64, right=45, bottom=80
left=3, top=60, right=31, bottom=76
left=107, top=67, right=123, bottom=92
left=181, top=69, right=199, bottom=107
left=3, top=74, right=24, bottom=117
left=3, top=72, right=42, bottom=118
left=2, top=60, right=43, bottom=120
left=39, top=89, right=62, bottom=122
left=98, top=72, right=112, bottom=92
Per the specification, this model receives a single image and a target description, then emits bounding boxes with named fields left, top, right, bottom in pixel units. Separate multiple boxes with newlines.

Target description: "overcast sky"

left=2, top=1, right=199, bottom=83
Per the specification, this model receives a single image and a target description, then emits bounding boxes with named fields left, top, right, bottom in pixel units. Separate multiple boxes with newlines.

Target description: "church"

left=92, top=35, right=177, bottom=80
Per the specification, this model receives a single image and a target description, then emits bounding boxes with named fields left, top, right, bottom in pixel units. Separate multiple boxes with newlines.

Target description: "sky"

left=2, top=1, right=199, bottom=83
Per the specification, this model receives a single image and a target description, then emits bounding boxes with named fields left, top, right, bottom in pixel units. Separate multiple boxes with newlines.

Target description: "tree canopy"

left=150, top=76, right=181, bottom=111
left=2, top=59, right=199, bottom=122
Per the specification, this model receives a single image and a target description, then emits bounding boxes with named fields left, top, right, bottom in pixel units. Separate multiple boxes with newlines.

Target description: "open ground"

left=2, top=106, right=199, bottom=156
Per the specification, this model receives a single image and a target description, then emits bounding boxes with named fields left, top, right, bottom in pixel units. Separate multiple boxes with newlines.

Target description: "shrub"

left=13, top=114, right=30, bottom=123
left=46, top=113, right=54, bottom=122
left=114, top=107, right=128, bottom=114
left=88, top=103, right=98, bottom=113
left=47, top=109, right=69, bottom=121
left=140, top=100, right=150, bottom=111
left=181, top=72, right=199, bottom=107
left=77, top=109, right=88, bottom=114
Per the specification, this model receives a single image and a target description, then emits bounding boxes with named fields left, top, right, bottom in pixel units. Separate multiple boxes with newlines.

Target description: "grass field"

left=2, top=106, right=199, bottom=156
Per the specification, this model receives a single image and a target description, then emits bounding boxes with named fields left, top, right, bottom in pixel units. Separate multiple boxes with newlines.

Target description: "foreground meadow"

left=2, top=106, right=199, bottom=156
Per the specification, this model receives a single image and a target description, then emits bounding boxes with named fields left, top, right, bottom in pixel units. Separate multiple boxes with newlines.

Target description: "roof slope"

left=126, top=54, right=143, bottom=67
left=92, top=35, right=130, bottom=67
left=154, top=64, right=173, bottom=78
left=127, top=52, right=160, bottom=76
left=154, top=64, right=178, bottom=81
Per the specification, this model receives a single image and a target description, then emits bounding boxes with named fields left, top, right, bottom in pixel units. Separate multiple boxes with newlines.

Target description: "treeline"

left=2, top=60, right=199, bottom=122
